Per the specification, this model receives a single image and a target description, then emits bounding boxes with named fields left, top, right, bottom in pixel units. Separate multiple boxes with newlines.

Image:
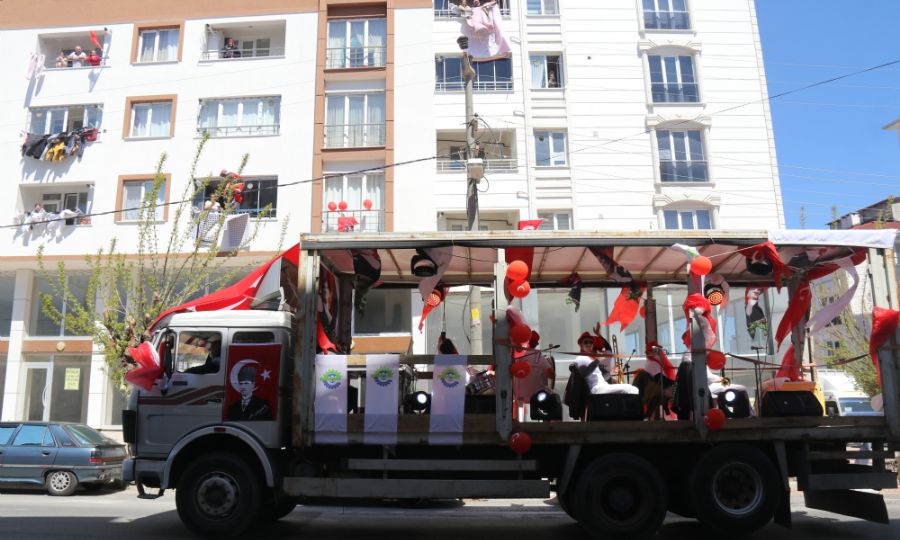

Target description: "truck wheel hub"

left=712, top=462, right=763, bottom=515
left=197, top=473, right=239, bottom=518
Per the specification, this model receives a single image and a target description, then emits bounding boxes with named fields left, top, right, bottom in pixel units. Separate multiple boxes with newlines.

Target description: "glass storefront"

left=22, top=355, right=91, bottom=423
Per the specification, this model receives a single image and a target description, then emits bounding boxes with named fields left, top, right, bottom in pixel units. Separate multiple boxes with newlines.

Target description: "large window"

left=649, top=54, right=699, bottom=103
left=29, top=105, right=102, bottom=135
left=323, top=172, right=385, bottom=232
left=657, top=129, right=707, bottom=182
left=136, top=27, right=179, bottom=63
left=643, top=0, right=690, bottom=30
left=326, top=18, right=386, bottom=69
left=324, top=93, right=386, bottom=148
left=530, top=54, right=563, bottom=89
left=354, top=289, right=411, bottom=334
left=194, top=177, right=278, bottom=218
left=538, top=211, right=572, bottom=230
left=435, top=56, right=513, bottom=92
left=129, top=100, right=174, bottom=138
left=198, top=97, right=280, bottom=137
left=663, top=208, right=711, bottom=230
left=120, top=177, right=167, bottom=222
left=0, top=274, right=15, bottom=337
left=30, top=274, right=91, bottom=337
left=534, top=130, right=568, bottom=167
left=527, top=0, right=559, bottom=16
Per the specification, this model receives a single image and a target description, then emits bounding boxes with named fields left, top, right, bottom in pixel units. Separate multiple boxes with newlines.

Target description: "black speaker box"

left=716, top=388, right=752, bottom=418
left=760, top=390, right=823, bottom=417
left=586, top=393, right=644, bottom=421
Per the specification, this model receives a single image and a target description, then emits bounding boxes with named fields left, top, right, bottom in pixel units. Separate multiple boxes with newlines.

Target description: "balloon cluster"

left=326, top=200, right=375, bottom=212
left=506, top=260, right=531, bottom=299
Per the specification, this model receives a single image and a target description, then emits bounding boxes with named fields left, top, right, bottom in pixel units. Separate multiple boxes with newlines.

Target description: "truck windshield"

left=839, top=398, right=873, bottom=413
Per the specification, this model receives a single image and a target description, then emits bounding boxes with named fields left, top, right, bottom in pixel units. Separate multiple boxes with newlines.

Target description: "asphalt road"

left=1, top=486, right=898, bottom=539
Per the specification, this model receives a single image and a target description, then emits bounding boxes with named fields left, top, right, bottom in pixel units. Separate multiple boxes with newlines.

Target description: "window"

left=530, top=55, right=563, bottom=89
left=0, top=274, right=14, bottom=337
left=323, top=172, right=385, bottom=232
left=29, top=105, right=102, bottom=135
left=643, top=0, right=690, bottom=30
left=649, top=54, right=699, bottom=103
left=326, top=18, right=386, bottom=69
left=136, top=27, right=180, bottom=63
left=527, top=0, right=559, bottom=15
left=435, top=56, right=513, bottom=91
left=0, top=425, right=15, bottom=445
left=663, top=208, right=711, bottom=230
left=534, top=131, right=568, bottom=167
left=175, top=331, right=222, bottom=374
left=435, top=1, right=509, bottom=17
left=119, top=176, right=167, bottom=222
left=12, top=425, right=52, bottom=447
left=234, top=331, right=276, bottom=344
left=194, top=177, right=278, bottom=218
left=198, top=97, right=280, bottom=137
left=0, top=358, right=6, bottom=419
left=354, top=289, right=411, bottom=334
left=538, top=211, right=572, bottom=230
left=127, top=98, right=174, bottom=138
left=324, top=93, right=386, bottom=148
left=30, top=274, right=91, bottom=336
left=657, top=130, right=707, bottom=182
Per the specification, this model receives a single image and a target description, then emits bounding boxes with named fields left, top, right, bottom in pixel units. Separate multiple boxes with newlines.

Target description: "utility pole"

left=457, top=35, right=483, bottom=355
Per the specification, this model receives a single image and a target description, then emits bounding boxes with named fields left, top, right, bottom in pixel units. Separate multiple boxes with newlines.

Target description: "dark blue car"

left=0, top=422, right=126, bottom=495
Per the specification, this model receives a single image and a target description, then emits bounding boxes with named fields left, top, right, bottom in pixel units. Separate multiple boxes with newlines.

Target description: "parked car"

left=0, top=422, right=126, bottom=496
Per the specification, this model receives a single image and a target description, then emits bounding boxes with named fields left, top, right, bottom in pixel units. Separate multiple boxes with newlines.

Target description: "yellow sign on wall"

left=64, top=368, right=80, bottom=391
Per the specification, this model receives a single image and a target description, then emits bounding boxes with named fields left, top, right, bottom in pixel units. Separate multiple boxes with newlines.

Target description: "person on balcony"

left=55, top=50, right=68, bottom=68
left=67, top=46, right=87, bottom=67
left=87, top=48, right=102, bottom=67
left=222, top=38, right=241, bottom=59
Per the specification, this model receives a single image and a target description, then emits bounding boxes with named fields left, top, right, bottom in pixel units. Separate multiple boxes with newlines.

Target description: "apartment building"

left=0, top=0, right=783, bottom=432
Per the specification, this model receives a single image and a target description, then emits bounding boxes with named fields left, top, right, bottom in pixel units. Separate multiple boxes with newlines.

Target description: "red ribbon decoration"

left=604, top=286, right=645, bottom=331
left=317, top=316, right=338, bottom=354
left=124, top=341, right=164, bottom=391
left=645, top=341, right=676, bottom=380
left=682, top=293, right=717, bottom=349
left=775, top=282, right=811, bottom=351
left=740, top=241, right=789, bottom=291
left=870, top=307, right=900, bottom=386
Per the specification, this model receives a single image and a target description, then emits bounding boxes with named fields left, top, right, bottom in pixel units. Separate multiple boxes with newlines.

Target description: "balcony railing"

left=322, top=209, right=385, bottom=233
left=435, top=80, right=514, bottom=92
left=197, top=125, right=280, bottom=137
left=200, top=46, right=286, bottom=61
left=644, top=11, right=690, bottom=30
left=660, top=161, right=708, bottom=183
left=324, top=124, right=386, bottom=148
left=651, top=83, right=700, bottom=103
left=326, top=46, right=386, bottom=69
left=436, top=158, right=517, bottom=172
left=434, top=2, right=510, bottom=18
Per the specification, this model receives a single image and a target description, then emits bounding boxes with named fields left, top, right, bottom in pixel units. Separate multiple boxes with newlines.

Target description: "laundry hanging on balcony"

left=20, top=127, right=99, bottom=161
left=455, top=1, right=511, bottom=62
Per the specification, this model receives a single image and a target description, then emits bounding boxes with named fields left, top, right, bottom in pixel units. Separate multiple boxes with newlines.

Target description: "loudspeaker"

left=760, top=390, right=823, bottom=417
left=465, top=394, right=496, bottom=414
left=716, top=388, right=752, bottom=418
left=586, top=393, right=644, bottom=421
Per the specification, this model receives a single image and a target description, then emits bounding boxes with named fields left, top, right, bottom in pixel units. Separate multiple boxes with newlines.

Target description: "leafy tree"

left=37, top=136, right=285, bottom=391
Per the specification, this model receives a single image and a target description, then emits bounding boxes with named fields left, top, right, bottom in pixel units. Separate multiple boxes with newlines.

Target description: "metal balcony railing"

left=435, top=80, right=514, bottom=92
left=324, top=124, right=386, bottom=148
left=643, top=11, right=691, bottom=30
left=200, top=46, right=286, bottom=61
left=434, top=1, right=510, bottom=18
left=660, top=161, right=708, bottom=182
left=436, top=158, right=517, bottom=172
left=325, top=46, right=386, bottom=69
left=651, top=83, right=700, bottom=103
left=197, top=125, right=280, bottom=137
left=322, top=209, right=385, bottom=233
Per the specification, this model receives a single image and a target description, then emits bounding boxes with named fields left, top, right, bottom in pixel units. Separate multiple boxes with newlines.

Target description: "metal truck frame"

left=124, top=229, right=900, bottom=539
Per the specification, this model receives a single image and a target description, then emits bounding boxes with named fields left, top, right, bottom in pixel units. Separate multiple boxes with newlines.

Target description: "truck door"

left=137, top=329, right=225, bottom=456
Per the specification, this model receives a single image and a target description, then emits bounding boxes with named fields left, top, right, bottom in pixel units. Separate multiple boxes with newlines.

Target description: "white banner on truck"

left=314, top=354, right=348, bottom=444
left=429, top=354, right=467, bottom=445
left=364, top=354, right=400, bottom=445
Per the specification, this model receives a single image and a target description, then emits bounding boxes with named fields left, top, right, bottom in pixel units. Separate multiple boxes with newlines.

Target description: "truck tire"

left=262, top=492, right=300, bottom=521
left=175, top=453, right=263, bottom=538
left=46, top=470, right=78, bottom=496
left=688, top=444, right=781, bottom=534
left=574, top=453, right=667, bottom=540
left=555, top=489, right=578, bottom=521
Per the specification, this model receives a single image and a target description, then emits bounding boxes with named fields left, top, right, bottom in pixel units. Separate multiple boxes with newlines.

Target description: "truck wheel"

left=555, top=489, right=578, bottom=521
left=688, top=444, right=781, bottom=534
left=46, top=470, right=78, bottom=496
left=574, top=453, right=667, bottom=540
left=263, top=493, right=299, bottom=521
left=175, top=453, right=262, bottom=537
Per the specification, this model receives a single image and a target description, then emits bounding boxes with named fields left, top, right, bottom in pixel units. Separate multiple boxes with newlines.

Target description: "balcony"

left=436, top=129, right=517, bottom=173
left=435, top=80, right=514, bottom=92
left=434, top=0, right=510, bottom=17
left=200, top=20, right=286, bottom=62
left=651, top=83, right=700, bottom=103
left=660, top=161, right=708, bottom=183
left=436, top=158, right=517, bottom=173
left=643, top=11, right=690, bottom=30
left=326, top=46, right=386, bottom=69
left=322, top=209, right=385, bottom=233
left=324, top=124, right=386, bottom=149
left=200, top=46, right=286, bottom=61
left=37, top=31, right=111, bottom=70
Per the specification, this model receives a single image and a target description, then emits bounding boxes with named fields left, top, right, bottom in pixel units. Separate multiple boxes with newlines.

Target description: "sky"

left=754, top=0, right=900, bottom=229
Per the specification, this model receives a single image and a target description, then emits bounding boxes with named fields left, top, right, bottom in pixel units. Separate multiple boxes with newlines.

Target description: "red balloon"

left=509, top=323, right=532, bottom=345
left=704, top=408, right=726, bottom=431
left=506, top=260, right=529, bottom=282
left=510, top=360, right=532, bottom=379
left=690, top=256, right=713, bottom=276
left=508, top=279, right=531, bottom=299
left=363, top=198, right=373, bottom=210
left=338, top=201, right=348, bottom=211
left=508, top=431, right=532, bottom=454
left=327, top=201, right=337, bottom=212
left=707, top=350, right=727, bottom=370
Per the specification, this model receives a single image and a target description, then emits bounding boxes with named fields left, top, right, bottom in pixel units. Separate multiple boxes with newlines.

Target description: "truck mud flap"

left=803, top=489, right=889, bottom=524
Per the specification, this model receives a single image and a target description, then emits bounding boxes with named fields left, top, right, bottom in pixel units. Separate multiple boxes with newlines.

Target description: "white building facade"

left=0, top=0, right=783, bottom=433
